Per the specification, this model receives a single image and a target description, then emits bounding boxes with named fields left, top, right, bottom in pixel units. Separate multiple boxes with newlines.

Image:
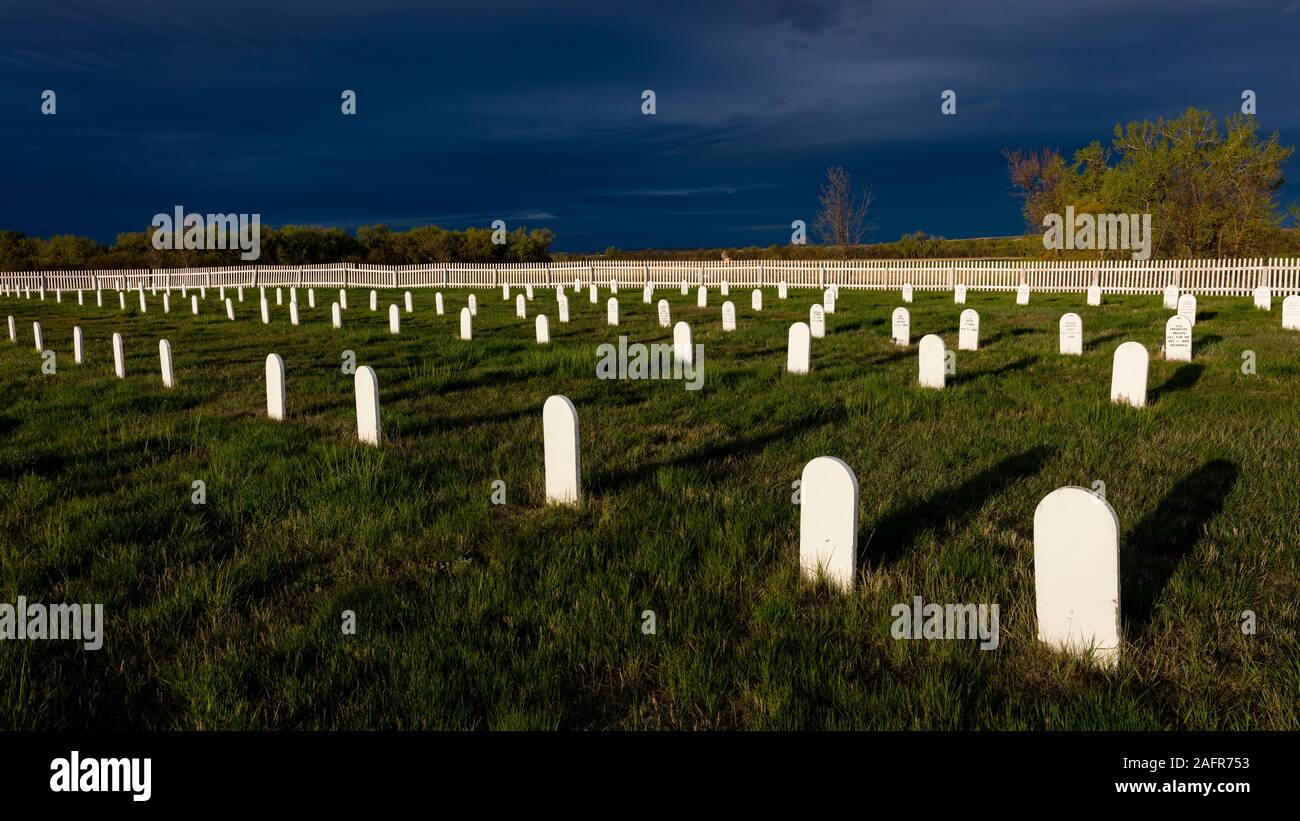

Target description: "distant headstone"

left=536, top=314, right=550, bottom=343
left=1087, top=284, right=1102, bottom=306
left=609, top=278, right=618, bottom=294
left=1033, top=487, right=1121, bottom=668
left=435, top=292, right=444, bottom=315
left=502, top=284, right=510, bottom=301
left=657, top=299, right=671, bottom=328
left=405, top=291, right=413, bottom=313
left=459, top=307, right=473, bottom=340
left=1110, top=341, right=1148, bottom=408
left=1281, top=295, right=1300, bottom=330
left=354, top=365, right=381, bottom=445
left=32, top=321, right=43, bottom=352
left=6, top=316, right=13, bottom=342
left=891, top=307, right=910, bottom=346
left=276, top=287, right=283, bottom=306
left=558, top=294, right=570, bottom=323
left=954, top=284, right=966, bottom=304
left=289, top=287, right=297, bottom=304
left=697, top=286, right=707, bottom=308
left=751, top=289, right=762, bottom=311
left=1164, top=314, right=1192, bottom=362
left=902, top=284, right=913, bottom=303
left=191, top=295, right=198, bottom=315
left=73, top=326, right=82, bottom=364
left=468, top=294, right=478, bottom=316
left=290, top=300, right=300, bottom=325
left=77, top=290, right=84, bottom=306
left=308, top=288, right=316, bottom=308
left=822, top=288, right=836, bottom=314
left=331, top=302, right=342, bottom=328
left=673, top=321, right=693, bottom=366
left=787, top=322, right=811, bottom=374
left=778, top=281, right=788, bottom=300
left=239, top=286, right=246, bottom=302
left=138, top=289, right=147, bottom=312
left=1016, top=283, right=1030, bottom=305
left=1253, top=286, right=1271, bottom=310
left=721, top=301, right=736, bottom=331
left=516, top=294, right=527, bottom=318
left=266, top=354, right=286, bottom=420
left=1162, top=284, right=1178, bottom=309
left=643, top=285, right=653, bottom=304
left=96, top=290, right=103, bottom=307
left=159, top=339, right=175, bottom=388
left=1177, top=293, right=1196, bottom=326
left=119, top=292, right=126, bottom=311
left=369, top=290, right=378, bottom=311
left=543, top=395, right=581, bottom=505
left=607, top=297, right=619, bottom=326
left=958, top=308, right=979, bottom=351
left=389, top=304, right=401, bottom=334
left=112, top=332, right=125, bottom=378
left=163, top=293, right=171, bottom=313
left=1059, top=312, right=1083, bottom=355
left=720, top=281, right=729, bottom=296
left=589, top=283, right=598, bottom=304
left=260, top=297, right=270, bottom=324
left=339, top=289, right=348, bottom=310
left=918, top=334, right=945, bottom=389
left=680, top=280, right=689, bottom=296
left=526, top=284, right=534, bottom=299
left=798, top=456, right=859, bottom=590
left=809, top=304, right=826, bottom=338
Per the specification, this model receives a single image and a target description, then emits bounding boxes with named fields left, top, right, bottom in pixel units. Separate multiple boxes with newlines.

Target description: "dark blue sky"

left=2, top=0, right=1299, bottom=252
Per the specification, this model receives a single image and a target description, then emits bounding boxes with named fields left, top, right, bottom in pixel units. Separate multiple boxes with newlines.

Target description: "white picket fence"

left=4, top=257, right=1300, bottom=296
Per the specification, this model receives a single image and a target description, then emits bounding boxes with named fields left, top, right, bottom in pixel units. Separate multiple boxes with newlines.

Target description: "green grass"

left=1, top=284, right=1297, bottom=730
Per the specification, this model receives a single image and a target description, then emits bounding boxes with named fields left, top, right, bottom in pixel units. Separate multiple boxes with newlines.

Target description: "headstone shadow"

left=1149, top=363, right=1203, bottom=402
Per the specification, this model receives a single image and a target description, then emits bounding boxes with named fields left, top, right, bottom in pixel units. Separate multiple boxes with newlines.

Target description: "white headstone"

left=642, top=285, right=653, bottom=304
left=657, top=299, right=671, bottom=328
left=289, top=287, right=296, bottom=304
left=239, top=286, right=246, bottom=302
left=119, top=292, right=126, bottom=311
left=787, top=322, right=811, bottom=374
left=405, top=291, right=413, bottom=313
left=1087, top=284, right=1102, bottom=306
left=918, top=334, right=945, bottom=389
left=1033, top=487, right=1121, bottom=668
left=1016, top=283, right=1030, bottom=305
left=331, top=303, right=342, bottom=328
left=751, top=289, right=762, bottom=311
left=96, top=290, right=103, bottom=307
left=1162, top=284, right=1178, bottom=310
left=822, top=288, right=836, bottom=314
left=460, top=307, right=473, bottom=340
left=73, top=326, right=82, bottom=364
left=265, top=353, right=286, bottom=420
left=139, top=289, right=147, bottom=312
left=308, top=288, right=316, bottom=308
left=276, top=287, right=283, bottom=306
left=468, top=294, right=477, bottom=316
left=226, top=298, right=236, bottom=321
left=1110, top=341, right=1148, bottom=408
left=606, top=297, right=619, bottom=326
left=1253, top=286, right=1271, bottom=311
left=290, top=300, right=300, bottom=325
left=163, top=293, right=171, bottom=313
left=77, top=290, right=83, bottom=306
left=112, top=332, right=125, bottom=378
left=721, top=301, right=736, bottom=331
left=502, top=283, right=510, bottom=301
left=339, top=289, right=348, bottom=309
left=435, top=292, right=444, bottom=315
left=609, top=278, right=618, bottom=294
left=6, top=316, right=13, bottom=342
left=1059, top=312, right=1083, bottom=355
left=32, top=321, right=43, bottom=351
left=778, top=281, right=788, bottom=300
left=1177, top=293, right=1196, bottom=326
left=954, top=284, right=966, bottom=304
left=354, top=365, right=381, bottom=445
left=543, top=395, right=581, bottom=505
left=369, top=290, right=378, bottom=311
left=589, top=283, right=598, bottom=304
left=720, top=281, right=729, bottom=296
left=260, top=297, right=270, bottom=324
left=1281, top=294, right=1300, bottom=330
left=389, top=304, right=401, bottom=334
left=891, top=307, right=910, bottom=346
left=958, top=309, right=979, bottom=351
left=558, top=294, right=570, bottom=323
left=697, top=286, right=707, bottom=308
left=535, top=314, right=550, bottom=344
left=798, top=456, right=859, bottom=590
left=680, top=280, right=689, bottom=296
left=673, top=321, right=693, bottom=367
left=516, top=294, right=527, bottom=318
left=191, top=295, right=198, bottom=315
left=1164, top=314, right=1192, bottom=362
left=159, top=339, right=175, bottom=388
left=200, top=286, right=206, bottom=299
left=809, top=304, right=825, bottom=338
left=526, top=284, right=534, bottom=299
left=902, top=284, right=913, bottom=303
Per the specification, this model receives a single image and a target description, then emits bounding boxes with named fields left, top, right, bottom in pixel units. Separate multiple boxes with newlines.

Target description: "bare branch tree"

left=813, top=165, right=872, bottom=255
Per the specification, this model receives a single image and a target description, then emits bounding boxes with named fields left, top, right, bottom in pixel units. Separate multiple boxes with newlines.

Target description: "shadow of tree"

left=1121, top=459, right=1238, bottom=634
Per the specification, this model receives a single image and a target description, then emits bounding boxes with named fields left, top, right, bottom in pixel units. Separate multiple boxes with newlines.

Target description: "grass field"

left=1, top=284, right=1297, bottom=730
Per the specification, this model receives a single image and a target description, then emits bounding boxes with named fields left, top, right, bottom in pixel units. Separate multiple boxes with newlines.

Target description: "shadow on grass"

left=1122, top=459, right=1237, bottom=635
left=952, top=355, right=1038, bottom=385
left=860, top=445, right=1056, bottom=570
left=1150, top=363, right=1204, bottom=402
